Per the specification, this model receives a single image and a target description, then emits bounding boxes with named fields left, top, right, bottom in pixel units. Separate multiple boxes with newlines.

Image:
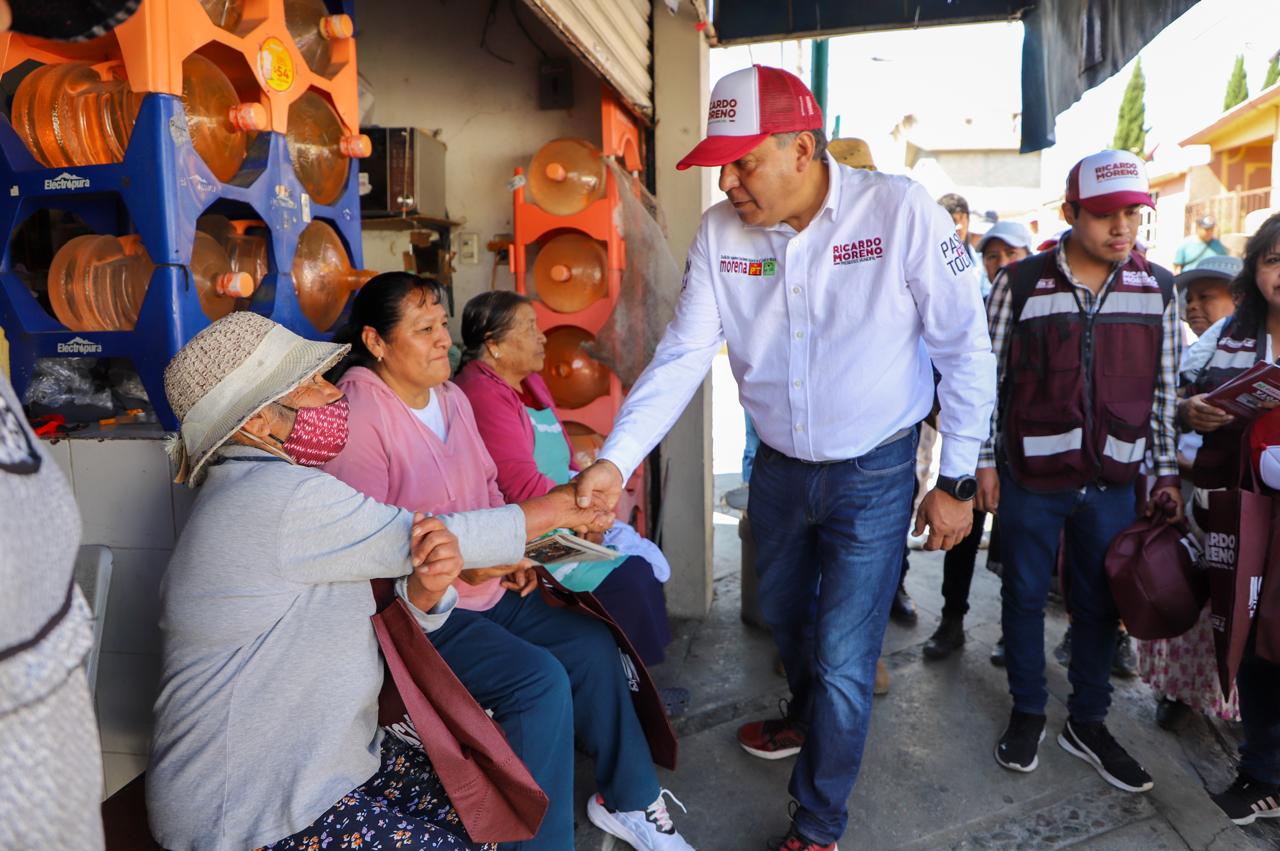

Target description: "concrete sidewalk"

left=573, top=477, right=1280, bottom=850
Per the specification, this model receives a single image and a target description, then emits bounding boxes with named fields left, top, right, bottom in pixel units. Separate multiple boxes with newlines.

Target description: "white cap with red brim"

left=677, top=65, right=824, bottom=171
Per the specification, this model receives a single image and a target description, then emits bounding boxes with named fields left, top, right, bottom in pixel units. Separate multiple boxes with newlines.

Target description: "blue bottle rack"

left=0, top=90, right=363, bottom=429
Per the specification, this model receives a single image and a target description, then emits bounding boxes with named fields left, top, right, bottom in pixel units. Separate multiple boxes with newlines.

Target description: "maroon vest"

left=1000, top=249, right=1173, bottom=491
left=1189, top=316, right=1263, bottom=489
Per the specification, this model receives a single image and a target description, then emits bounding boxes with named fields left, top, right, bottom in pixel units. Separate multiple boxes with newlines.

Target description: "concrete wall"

left=653, top=3, right=713, bottom=617
left=932, top=149, right=1041, bottom=190
left=356, top=0, right=603, bottom=331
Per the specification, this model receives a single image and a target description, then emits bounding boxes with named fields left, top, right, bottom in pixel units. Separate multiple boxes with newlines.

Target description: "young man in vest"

left=976, top=150, right=1183, bottom=792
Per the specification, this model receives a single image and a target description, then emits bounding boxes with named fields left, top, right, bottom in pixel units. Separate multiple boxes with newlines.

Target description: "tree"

left=1224, top=54, right=1249, bottom=110
left=1265, top=54, right=1280, bottom=89
left=1112, top=59, right=1146, bottom=155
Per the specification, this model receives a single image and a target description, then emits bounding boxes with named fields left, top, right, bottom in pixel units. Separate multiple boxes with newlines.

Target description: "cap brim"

left=677, top=133, right=770, bottom=170
left=1174, top=268, right=1235, bottom=292
left=977, top=234, right=1032, bottom=253
left=1078, top=191, right=1155, bottom=215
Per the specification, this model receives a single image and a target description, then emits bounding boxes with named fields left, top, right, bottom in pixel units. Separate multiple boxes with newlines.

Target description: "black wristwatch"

left=935, top=474, right=978, bottom=501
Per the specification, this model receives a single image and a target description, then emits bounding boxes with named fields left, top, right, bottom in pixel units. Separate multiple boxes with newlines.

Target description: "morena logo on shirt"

left=831, top=237, right=884, bottom=266
left=719, top=254, right=777, bottom=277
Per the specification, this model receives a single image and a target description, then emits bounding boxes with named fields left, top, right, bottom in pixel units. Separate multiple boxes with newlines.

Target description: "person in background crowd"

left=979, top=150, right=1181, bottom=794
left=1136, top=255, right=1244, bottom=732
left=1180, top=254, right=1241, bottom=338
left=146, top=313, right=609, bottom=851
left=1177, top=214, right=1280, bottom=824
left=923, top=220, right=1032, bottom=664
left=453, top=291, right=673, bottom=668
left=324, top=274, right=694, bottom=851
left=573, top=65, right=996, bottom=851
left=1173, top=215, right=1229, bottom=274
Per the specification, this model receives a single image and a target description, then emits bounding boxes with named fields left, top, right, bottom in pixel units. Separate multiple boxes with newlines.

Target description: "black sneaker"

left=923, top=616, right=965, bottom=660
left=995, top=710, right=1046, bottom=772
left=1111, top=630, right=1138, bottom=679
left=1212, top=773, right=1280, bottom=826
left=1058, top=718, right=1153, bottom=792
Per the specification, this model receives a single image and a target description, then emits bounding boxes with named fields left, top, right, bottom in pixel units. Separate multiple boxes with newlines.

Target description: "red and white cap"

left=677, top=65, right=823, bottom=171
left=1065, top=150, right=1155, bottom=215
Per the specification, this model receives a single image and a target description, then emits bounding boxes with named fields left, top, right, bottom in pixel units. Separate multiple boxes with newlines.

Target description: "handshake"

left=405, top=466, right=621, bottom=611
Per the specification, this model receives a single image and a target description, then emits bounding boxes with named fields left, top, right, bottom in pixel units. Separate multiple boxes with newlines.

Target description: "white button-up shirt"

left=601, top=154, right=997, bottom=482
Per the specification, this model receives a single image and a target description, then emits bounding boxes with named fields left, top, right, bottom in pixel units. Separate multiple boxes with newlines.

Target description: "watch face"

left=955, top=476, right=979, bottom=501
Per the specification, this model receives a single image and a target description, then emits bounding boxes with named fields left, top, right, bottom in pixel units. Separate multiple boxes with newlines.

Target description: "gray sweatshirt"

left=146, top=446, right=524, bottom=851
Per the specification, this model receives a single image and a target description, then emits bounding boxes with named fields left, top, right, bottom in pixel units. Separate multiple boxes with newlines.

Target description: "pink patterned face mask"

left=279, top=396, right=350, bottom=466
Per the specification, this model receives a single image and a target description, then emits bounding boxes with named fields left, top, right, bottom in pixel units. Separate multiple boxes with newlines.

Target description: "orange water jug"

left=527, top=138, right=607, bottom=216
left=11, top=63, right=143, bottom=167
left=286, top=91, right=370, bottom=205
left=11, top=56, right=265, bottom=180
left=180, top=53, right=268, bottom=182
left=564, top=421, right=605, bottom=467
left=533, top=233, right=608, bottom=313
left=200, top=0, right=245, bottom=31
left=47, top=232, right=252, bottom=331
left=292, top=220, right=375, bottom=331
left=285, top=0, right=354, bottom=78
left=542, top=326, right=610, bottom=409
left=198, top=215, right=270, bottom=284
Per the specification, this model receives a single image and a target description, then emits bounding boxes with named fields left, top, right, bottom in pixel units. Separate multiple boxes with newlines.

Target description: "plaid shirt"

left=978, top=238, right=1182, bottom=478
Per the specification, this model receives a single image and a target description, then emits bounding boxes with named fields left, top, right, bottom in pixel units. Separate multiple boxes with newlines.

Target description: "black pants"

left=940, top=510, right=1001, bottom=619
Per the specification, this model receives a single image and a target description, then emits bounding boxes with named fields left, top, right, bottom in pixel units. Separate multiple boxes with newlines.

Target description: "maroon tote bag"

left=370, top=579, right=548, bottom=844
left=535, top=565, right=679, bottom=770
left=1255, top=502, right=1280, bottom=664
left=1203, top=453, right=1272, bottom=697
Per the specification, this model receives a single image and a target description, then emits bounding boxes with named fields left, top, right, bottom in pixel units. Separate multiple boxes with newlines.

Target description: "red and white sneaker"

left=586, top=790, right=695, bottom=850
left=738, top=701, right=805, bottom=760
left=765, top=828, right=837, bottom=850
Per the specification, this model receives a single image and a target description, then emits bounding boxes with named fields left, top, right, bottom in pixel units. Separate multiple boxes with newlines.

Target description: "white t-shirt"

left=411, top=390, right=448, bottom=441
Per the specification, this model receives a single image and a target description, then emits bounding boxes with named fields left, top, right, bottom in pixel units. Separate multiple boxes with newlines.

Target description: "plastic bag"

left=24, top=358, right=112, bottom=411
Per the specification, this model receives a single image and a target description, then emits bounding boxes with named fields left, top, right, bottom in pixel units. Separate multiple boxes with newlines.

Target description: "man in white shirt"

left=573, top=65, right=996, bottom=850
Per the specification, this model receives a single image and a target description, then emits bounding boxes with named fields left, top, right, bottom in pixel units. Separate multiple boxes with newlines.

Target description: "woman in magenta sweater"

left=453, top=291, right=671, bottom=666
left=322, top=274, right=693, bottom=851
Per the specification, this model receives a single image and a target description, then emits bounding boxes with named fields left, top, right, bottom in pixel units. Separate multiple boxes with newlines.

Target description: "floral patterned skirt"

left=1137, top=604, right=1240, bottom=722
left=259, top=736, right=495, bottom=851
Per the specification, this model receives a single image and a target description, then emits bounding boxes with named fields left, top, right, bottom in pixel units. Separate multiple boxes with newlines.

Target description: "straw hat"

left=829, top=137, right=876, bottom=171
left=164, top=313, right=348, bottom=485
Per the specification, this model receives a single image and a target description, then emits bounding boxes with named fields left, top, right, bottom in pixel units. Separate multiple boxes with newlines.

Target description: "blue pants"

left=997, top=471, right=1135, bottom=721
left=743, top=413, right=760, bottom=482
left=1238, top=636, right=1280, bottom=784
left=428, top=590, right=659, bottom=850
left=748, top=433, right=917, bottom=844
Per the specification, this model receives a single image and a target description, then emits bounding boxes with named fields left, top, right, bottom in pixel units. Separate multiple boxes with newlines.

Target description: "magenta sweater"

left=323, top=366, right=507, bottom=612
left=453, top=360, right=578, bottom=503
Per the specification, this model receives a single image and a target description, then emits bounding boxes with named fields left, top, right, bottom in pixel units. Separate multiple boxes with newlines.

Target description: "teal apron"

left=527, top=405, right=626, bottom=591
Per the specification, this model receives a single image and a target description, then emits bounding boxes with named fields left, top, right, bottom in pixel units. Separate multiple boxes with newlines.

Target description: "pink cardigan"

left=323, top=366, right=507, bottom=612
left=453, top=361, right=578, bottom=503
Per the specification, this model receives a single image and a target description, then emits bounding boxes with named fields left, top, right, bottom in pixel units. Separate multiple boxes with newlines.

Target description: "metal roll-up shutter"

left=523, top=0, right=652, bottom=117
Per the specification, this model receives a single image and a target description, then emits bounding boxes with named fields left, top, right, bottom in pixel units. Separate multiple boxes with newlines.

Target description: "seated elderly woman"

left=146, top=312, right=608, bottom=851
left=452, top=291, right=672, bottom=665
left=324, top=273, right=693, bottom=851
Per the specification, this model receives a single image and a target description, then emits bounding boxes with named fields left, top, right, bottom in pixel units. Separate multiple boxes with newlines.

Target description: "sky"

left=708, top=0, right=1280, bottom=203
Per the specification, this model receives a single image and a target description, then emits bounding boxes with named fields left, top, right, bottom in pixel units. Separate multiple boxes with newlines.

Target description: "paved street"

left=573, top=475, right=1280, bottom=850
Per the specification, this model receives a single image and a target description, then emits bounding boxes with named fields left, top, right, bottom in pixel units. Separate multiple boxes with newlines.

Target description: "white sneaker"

left=586, top=789, right=695, bottom=850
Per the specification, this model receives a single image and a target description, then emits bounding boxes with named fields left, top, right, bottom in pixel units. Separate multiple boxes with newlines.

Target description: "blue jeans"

left=743, top=413, right=760, bottom=482
left=427, top=590, right=659, bottom=851
left=747, top=432, right=917, bottom=844
left=1238, top=636, right=1280, bottom=784
left=997, top=471, right=1135, bottom=721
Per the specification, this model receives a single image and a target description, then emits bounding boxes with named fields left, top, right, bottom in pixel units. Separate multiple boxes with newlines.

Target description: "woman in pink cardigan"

left=453, top=291, right=671, bottom=667
left=322, top=274, right=693, bottom=851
